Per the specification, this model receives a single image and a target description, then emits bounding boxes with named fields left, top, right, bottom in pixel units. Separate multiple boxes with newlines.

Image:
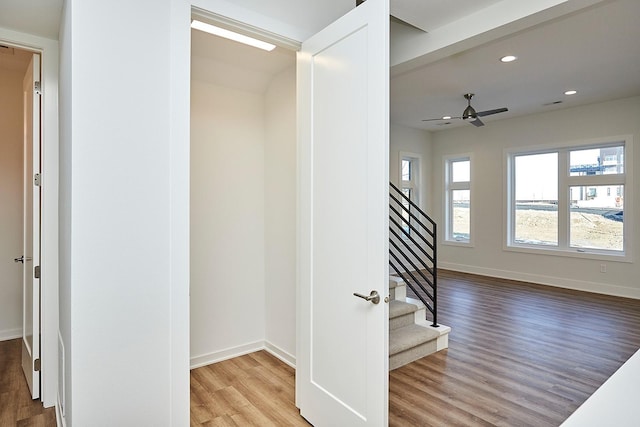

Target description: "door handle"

left=353, top=290, right=380, bottom=305
left=14, top=256, right=32, bottom=264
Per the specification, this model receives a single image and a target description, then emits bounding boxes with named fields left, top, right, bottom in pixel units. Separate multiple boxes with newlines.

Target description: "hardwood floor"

left=3, top=270, right=638, bottom=426
left=392, top=270, right=640, bottom=426
left=191, top=351, right=310, bottom=426
left=189, top=271, right=640, bottom=426
left=0, top=339, right=56, bottom=427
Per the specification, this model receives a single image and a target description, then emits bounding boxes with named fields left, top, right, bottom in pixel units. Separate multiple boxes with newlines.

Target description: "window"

left=507, top=139, right=630, bottom=259
left=444, top=155, right=471, bottom=244
left=400, top=154, right=420, bottom=236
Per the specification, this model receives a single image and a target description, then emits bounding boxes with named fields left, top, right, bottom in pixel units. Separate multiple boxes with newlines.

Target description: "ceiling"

left=2, top=0, right=639, bottom=133
left=0, top=0, right=62, bottom=40
left=390, top=0, right=640, bottom=131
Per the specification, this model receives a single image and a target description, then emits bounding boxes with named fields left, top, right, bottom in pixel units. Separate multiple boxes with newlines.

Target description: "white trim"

left=0, top=328, right=22, bottom=341
left=443, top=153, right=473, bottom=246
left=0, top=26, right=59, bottom=409
left=439, top=262, right=640, bottom=300
left=190, top=340, right=297, bottom=370
left=264, top=341, right=296, bottom=368
left=190, top=340, right=264, bottom=369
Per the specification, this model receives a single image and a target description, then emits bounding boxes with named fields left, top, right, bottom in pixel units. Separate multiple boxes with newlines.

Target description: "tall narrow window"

left=445, top=156, right=471, bottom=244
left=400, top=155, right=419, bottom=235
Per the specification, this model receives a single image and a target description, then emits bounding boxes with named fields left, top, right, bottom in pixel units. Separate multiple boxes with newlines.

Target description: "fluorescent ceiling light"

left=564, top=90, right=577, bottom=95
left=191, top=20, right=276, bottom=52
left=500, top=55, right=517, bottom=63
left=442, top=116, right=452, bottom=120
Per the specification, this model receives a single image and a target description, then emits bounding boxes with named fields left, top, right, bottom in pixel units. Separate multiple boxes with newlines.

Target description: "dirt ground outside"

left=453, top=207, right=623, bottom=250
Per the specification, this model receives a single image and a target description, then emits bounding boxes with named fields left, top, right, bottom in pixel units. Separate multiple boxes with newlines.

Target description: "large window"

left=507, top=140, right=630, bottom=259
left=444, top=155, right=471, bottom=244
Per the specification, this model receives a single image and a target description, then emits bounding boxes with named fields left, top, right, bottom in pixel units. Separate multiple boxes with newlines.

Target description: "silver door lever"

left=353, top=290, right=380, bottom=305
left=14, top=256, right=32, bottom=263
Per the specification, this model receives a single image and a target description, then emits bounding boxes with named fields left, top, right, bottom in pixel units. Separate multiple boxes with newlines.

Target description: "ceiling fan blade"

left=469, top=117, right=484, bottom=127
left=476, top=107, right=508, bottom=117
left=422, top=116, right=462, bottom=122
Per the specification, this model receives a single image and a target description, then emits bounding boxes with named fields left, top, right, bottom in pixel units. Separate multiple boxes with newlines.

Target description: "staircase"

left=389, top=277, right=450, bottom=370
left=388, top=182, right=450, bottom=370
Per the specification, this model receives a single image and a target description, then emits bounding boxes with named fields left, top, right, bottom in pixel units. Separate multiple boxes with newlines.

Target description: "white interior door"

left=21, top=53, right=41, bottom=399
left=296, top=0, right=389, bottom=425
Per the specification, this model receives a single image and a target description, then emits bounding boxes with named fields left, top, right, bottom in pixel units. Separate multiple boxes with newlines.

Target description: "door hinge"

left=34, top=358, right=41, bottom=372
left=34, top=173, right=41, bottom=186
left=34, top=265, right=40, bottom=279
left=34, top=81, right=41, bottom=95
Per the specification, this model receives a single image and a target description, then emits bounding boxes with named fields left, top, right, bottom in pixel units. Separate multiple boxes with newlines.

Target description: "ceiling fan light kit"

left=423, top=93, right=508, bottom=127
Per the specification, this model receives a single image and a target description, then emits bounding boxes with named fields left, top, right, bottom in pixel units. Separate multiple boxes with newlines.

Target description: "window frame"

left=399, top=152, right=421, bottom=239
left=443, top=154, right=473, bottom=246
left=504, top=136, right=633, bottom=262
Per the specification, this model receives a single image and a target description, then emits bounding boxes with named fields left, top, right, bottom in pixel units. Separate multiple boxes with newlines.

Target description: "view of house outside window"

left=508, top=141, right=627, bottom=256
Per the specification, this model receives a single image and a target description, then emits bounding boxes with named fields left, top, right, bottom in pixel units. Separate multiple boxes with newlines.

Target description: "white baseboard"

left=264, top=341, right=296, bottom=368
left=439, top=262, right=640, bottom=300
left=0, top=328, right=21, bottom=342
left=190, top=340, right=264, bottom=369
left=190, top=340, right=297, bottom=370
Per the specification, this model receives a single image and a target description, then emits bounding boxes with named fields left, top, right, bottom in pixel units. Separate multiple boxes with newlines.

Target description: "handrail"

left=389, top=182, right=438, bottom=327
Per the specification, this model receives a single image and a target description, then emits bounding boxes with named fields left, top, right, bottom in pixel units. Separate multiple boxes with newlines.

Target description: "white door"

left=21, top=53, right=41, bottom=399
left=296, top=0, right=389, bottom=425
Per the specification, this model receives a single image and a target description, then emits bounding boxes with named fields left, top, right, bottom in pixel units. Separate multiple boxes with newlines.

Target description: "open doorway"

left=189, top=13, right=298, bottom=379
left=0, top=42, right=44, bottom=403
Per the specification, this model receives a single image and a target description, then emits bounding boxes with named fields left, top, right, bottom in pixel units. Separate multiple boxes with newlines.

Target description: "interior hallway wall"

left=264, top=65, right=297, bottom=363
left=190, top=79, right=267, bottom=364
left=0, top=66, right=24, bottom=340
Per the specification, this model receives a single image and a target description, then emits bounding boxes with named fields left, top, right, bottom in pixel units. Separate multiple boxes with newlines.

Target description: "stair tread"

left=389, top=300, right=419, bottom=319
left=389, top=276, right=404, bottom=289
left=389, top=323, right=441, bottom=355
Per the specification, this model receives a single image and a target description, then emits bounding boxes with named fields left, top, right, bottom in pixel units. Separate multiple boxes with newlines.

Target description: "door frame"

left=0, top=27, right=59, bottom=408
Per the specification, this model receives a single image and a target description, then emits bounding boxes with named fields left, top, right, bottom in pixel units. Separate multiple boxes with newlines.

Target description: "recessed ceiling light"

left=442, top=116, right=452, bottom=120
left=191, top=20, right=276, bottom=51
left=500, top=55, right=517, bottom=63
left=564, top=90, right=577, bottom=95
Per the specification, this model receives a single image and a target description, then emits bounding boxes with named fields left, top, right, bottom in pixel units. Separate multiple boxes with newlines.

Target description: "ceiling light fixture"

left=442, top=116, right=452, bottom=120
left=191, top=20, right=276, bottom=52
left=500, top=55, right=517, bottom=63
left=564, top=90, right=577, bottom=95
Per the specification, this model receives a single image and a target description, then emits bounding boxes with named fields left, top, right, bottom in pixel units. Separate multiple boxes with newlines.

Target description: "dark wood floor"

left=0, top=339, right=56, bottom=427
left=392, top=270, right=640, bottom=426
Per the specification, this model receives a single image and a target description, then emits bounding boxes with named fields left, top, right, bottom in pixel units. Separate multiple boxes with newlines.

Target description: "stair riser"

left=389, top=312, right=415, bottom=330
left=389, top=339, right=438, bottom=371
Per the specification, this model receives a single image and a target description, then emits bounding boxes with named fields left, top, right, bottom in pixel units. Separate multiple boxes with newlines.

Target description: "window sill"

left=504, top=244, right=631, bottom=263
left=443, top=239, right=474, bottom=248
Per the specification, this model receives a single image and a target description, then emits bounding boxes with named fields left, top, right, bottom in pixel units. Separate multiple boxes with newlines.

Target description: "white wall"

left=58, top=0, right=188, bottom=424
left=190, top=79, right=267, bottom=364
left=190, top=46, right=297, bottom=366
left=0, top=67, right=24, bottom=341
left=431, top=96, right=640, bottom=299
left=264, top=66, right=297, bottom=363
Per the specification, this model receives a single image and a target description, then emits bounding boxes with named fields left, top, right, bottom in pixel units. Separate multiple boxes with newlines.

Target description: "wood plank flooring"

left=3, top=270, right=639, bottom=426
left=190, top=270, right=640, bottom=426
left=190, top=351, right=310, bottom=426
left=393, top=270, right=640, bottom=426
left=0, top=339, right=56, bottom=427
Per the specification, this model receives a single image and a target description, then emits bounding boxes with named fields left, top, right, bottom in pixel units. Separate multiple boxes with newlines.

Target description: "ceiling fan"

left=422, top=93, right=508, bottom=127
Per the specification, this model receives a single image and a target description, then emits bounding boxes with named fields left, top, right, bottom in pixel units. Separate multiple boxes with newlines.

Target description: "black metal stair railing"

left=389, top=182, right=438, bottom=327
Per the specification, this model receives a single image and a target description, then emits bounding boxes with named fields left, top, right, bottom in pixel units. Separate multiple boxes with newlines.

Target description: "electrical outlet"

left=600, top=264, right=607, bottom=273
